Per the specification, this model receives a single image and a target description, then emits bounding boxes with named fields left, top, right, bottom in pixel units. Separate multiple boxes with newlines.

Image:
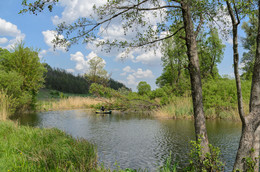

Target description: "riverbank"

left=0, top=121, right=97, bottom=171
left=37, top=95, right=246, bottom=120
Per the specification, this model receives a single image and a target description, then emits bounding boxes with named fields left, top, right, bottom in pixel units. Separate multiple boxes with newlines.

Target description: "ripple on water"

left=15, top=110, right=241, bottom=171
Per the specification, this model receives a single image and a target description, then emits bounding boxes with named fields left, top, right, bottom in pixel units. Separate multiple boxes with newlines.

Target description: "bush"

left=202, top=78, right=251, bottom=110
left=0, top=43, right=46, bottom=113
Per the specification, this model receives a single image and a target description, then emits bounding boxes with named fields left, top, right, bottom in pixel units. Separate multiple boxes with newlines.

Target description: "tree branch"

left=131, top=26, right=184, bottom=47
left=195, top=14, right=204, bottom=38
left=117, top=5, right=182, bottom=10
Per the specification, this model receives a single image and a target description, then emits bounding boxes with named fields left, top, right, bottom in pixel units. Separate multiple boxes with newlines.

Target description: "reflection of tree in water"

left=153, top=119, right=195, bottom=168
left=11, top=112, right=41, bottom=127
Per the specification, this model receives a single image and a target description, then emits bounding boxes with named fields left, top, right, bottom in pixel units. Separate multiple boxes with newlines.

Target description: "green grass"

left=37, top=88, right=90, bottom=101
left=0, top=121, right=97, bottom=171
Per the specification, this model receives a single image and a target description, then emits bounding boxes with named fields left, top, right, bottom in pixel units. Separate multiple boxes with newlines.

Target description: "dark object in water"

left=95, top=110, right=112, bottom=114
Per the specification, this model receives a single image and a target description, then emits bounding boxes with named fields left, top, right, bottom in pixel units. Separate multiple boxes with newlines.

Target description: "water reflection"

left=14, top=110, right=241, bottom=171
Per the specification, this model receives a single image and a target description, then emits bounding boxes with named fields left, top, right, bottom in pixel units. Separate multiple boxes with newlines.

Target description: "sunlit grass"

left=38, top=96, right=106, bottom=111
left=0, top=121, right=97, bottom=171
left=154, top=96, right=249, bottom=120
left=154, top=97, right=193, bottom=119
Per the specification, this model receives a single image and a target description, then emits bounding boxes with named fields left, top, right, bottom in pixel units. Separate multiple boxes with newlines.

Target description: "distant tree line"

left=44, top=64, right=129, bottom=94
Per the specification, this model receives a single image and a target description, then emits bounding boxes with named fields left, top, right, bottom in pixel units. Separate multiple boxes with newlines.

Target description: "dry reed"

left=0, top=90, right=11, bottom=121
left=154, top=96, right=193, bottom=119
left=40, top=96, right=105, bottom=111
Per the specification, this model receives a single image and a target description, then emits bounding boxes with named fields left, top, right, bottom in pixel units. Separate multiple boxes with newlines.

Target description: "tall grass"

left=0, top=90, right=12, bottom=121
left=154, top=96, right=247, bottom=120
left=39, top=96, right=105, bottom=111
left=0, top=121, right=97, bottom=171
left=154, top=97, right=193, bottom=119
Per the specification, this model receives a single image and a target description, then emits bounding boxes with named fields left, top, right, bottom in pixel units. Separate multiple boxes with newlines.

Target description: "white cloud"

left=42, top=30, right=67, bottom=52
left=39, top=49, right=47, bottom=59
left=123, top=66, right=135, bottom=73
left=0, top=38, right=8, bottom=44
left=52, top=0, right=106, bottom=25
left=127, top=74, right=138, bottom=86
left=0, top=18, right=25, bottom=49
left=133, top=68, right=154, bottom=79
left=69, top=51, right=106, bottom=73
left=120, top=66, right=154, bottom=87
left=66, top=68, right=75, bottom=73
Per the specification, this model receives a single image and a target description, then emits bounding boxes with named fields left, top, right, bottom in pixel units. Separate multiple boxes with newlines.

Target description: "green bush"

left=185, top=138, right=224, bottom=172
left=202, top=79, right=251, bottom=110
left=0, top=43, right=46, bottom=113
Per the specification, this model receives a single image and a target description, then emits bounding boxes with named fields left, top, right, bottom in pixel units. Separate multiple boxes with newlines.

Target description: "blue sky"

left=0, top=0, right=246, bottom=91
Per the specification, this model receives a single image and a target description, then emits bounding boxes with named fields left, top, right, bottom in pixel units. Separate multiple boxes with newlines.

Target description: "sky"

left=0, top=0, right=247, bottom=91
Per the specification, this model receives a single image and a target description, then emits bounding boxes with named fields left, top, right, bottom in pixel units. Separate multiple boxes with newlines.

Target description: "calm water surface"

left=15, top=110, right=241, bottom=171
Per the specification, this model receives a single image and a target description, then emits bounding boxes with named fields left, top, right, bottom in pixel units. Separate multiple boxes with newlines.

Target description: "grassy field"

left=0, top=121, right=97, bottom=171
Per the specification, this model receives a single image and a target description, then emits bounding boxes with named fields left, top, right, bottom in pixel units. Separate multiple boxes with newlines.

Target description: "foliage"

left=85, top=56, right=109, bottom=86
left=90, top=83, right=119, bottom=98
left=185, top=138, right=224, bottom=172
left=241, top=15, right=258, bottom=80
left=159, top=152, right=178, bottom=172
left=44, top=64, right=90, bottom=94
left=242, top=148, right=259, bottom=172
left=202, top=78, right=251, bottom=111
left=198, top=28, right=225, bottom=79
left=44, top=64, right=129, bottom=95
left=0, top=121, right=96, bottom=171
left=137, top=81, right=151, bottom=96
left=0, top=43, right=46, bottom=112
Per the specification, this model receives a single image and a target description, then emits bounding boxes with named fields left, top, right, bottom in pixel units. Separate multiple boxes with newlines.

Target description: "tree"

left=0, top=43, right=46, bottom=111
left=156, top=30, right=190, bottom=96
left=225, top=0, right=260, bottom=170
left=137, top=81, right=151, bottom=96
left=198, top=28, right=225, bottom=79
left=84, top=56, right=109, bottom=86
left=241, top=15, right=258, bottom=80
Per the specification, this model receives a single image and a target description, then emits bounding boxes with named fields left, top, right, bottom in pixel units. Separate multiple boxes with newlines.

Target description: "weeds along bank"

left=0, top=121, right=96, bottom=171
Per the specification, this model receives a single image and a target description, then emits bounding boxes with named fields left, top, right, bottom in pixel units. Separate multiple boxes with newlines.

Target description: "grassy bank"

left=154, top=96, right=246, bottom=120
left=0, top=121, right=97, bottom=171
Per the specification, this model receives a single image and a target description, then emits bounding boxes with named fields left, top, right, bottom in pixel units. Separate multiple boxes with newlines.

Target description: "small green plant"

left=242, top=148, right=259, bottom=172
left=159, top=152, right=178, bottom=172
left=185, top=138, right=224, bottom=172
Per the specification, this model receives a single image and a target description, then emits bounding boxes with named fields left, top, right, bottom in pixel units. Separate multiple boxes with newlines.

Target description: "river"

left=14, top=109, right=241, bottom=171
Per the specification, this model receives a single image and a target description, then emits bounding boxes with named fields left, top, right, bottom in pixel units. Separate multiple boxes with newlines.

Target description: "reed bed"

left=154, top=96, right=248, bottom=120
left=154, top=97, right=193, bottom=119
left=0, top=90, right=11, bottom=121
left=39, top=96, right=105, bottom=111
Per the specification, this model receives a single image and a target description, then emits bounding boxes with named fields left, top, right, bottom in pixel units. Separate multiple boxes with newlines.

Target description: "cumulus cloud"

left=0, top=18, right=25, bottom=49
left=38, top=49, right=48, bottom=59
left=42, top=30, right=67, bottom=52
left=66, top=68, right=75, bottom=73
left=120, top=66, right=154, bottom=87
left=69, top=51, right=106, bottom=73
left=52, top=0, right=106, bottom=25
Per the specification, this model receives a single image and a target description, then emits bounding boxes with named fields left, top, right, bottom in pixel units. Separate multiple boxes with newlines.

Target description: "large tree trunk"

left=233, top=0, right=260, bottom=170
left=181, top=1, right=210, bottom=155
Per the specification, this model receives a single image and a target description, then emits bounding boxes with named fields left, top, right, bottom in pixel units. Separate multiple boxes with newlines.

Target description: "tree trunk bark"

left=233, top=0, right=260, bottom=170
left=181, top=1, right=210, bottom=156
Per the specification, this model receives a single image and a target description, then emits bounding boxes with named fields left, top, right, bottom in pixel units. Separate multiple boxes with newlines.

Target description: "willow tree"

left=21, top=0, right=222, bottom=157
